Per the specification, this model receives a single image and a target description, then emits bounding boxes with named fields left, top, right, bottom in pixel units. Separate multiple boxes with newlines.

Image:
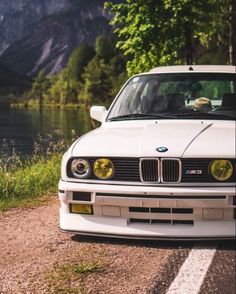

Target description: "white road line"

left=166, top=246, right=216, bottom=294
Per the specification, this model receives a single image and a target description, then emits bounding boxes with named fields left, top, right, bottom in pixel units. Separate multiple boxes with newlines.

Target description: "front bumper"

left=59, top=180, right=236, bottom=239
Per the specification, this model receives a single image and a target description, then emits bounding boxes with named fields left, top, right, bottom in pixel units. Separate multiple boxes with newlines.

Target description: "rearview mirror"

left=90, top=106, right=107, bottom=122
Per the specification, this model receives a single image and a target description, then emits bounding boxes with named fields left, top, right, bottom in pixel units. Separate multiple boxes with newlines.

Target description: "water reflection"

left=0, top=107, right=93, bottom=156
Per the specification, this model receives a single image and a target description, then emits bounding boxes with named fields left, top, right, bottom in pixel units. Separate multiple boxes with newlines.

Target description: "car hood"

left=72, top=120, right=235, bottom=158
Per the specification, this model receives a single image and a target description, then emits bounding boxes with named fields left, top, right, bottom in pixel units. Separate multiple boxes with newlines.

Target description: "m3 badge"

left=185, top=169, right=203, bottom=175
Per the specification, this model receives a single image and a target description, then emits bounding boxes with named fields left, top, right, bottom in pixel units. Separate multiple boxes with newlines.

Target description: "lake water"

left=0, top=106, right=93, bottom=156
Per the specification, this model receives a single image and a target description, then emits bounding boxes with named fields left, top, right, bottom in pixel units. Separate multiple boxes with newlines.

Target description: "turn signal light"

left=70, top=204, right=93, bottom=214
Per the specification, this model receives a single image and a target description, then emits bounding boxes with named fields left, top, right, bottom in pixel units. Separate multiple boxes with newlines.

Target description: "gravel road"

left=1, top=197, right=234, bottom=294
left=0, top=197, right=190, bottom=294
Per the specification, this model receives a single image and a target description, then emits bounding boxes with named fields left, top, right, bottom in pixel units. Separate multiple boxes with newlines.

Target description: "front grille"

left=129, top=206, right=194, bottom=226
left=140, top=159, right=159, bottom=182
left=67, top=157, right=236, bottom=183
left=140, top=158, right=181, bottom=183
left=129, top=219, right=194, bottom=226
left=110, top=158, right=140, bottom=181
left=129, top=207, right=193, bottom=214
left=161, top=159, right=181, bottom=182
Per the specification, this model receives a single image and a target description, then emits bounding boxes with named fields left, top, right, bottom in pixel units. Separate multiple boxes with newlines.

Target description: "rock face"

left=0, top=0, right=112, bottom=76
left=0, top=0, right=68, bottom=54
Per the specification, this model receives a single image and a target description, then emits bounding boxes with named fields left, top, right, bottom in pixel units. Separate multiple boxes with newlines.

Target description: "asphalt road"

left=149, top=240, right=235, bottom=294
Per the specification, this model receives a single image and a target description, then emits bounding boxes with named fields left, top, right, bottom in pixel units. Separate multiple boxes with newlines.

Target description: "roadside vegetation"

left=0, top=138, right=69, bottom=211
left=0, top=154, right=61, bottom=211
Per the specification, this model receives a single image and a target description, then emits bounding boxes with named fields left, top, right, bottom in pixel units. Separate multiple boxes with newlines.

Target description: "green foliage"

left=67, top=43, right=95, bottom=81
left=105, top=0, right=231, bottom=76
left=80, top=53, right=127, bottom=107
left=80, top=57, right=113, bottom=106
left=45, top=74, right=62, bottom=104
left=30, top=70, right=50, bottom=105
left=58, top=69, right=75, bottom=105
left=46, top=69, right=78, bottom=105
left=63, top=44, right=96, bottom=104
left=32, top=38, right=126, bottom=108
left=95, top=35, right=115, bottom=62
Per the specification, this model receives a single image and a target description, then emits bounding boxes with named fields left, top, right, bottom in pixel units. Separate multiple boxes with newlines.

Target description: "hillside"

left=0, top=0, right=115, bottom=76
left=0, top=63, right=31, bottom=95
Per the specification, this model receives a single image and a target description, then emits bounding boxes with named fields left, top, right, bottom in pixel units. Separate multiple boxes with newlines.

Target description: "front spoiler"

left=59, top=210, right=236, bottom=240
left=60, top=228, right=236, bottom=241
left=59, top=180, right=236, bottom=240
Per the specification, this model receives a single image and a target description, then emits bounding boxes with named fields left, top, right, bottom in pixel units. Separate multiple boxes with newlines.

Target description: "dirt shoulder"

left=0, top=196, right=187, bottom=294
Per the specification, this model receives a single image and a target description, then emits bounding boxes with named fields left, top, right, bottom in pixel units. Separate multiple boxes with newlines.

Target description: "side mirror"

left=90, top=106, right=108, bottom=122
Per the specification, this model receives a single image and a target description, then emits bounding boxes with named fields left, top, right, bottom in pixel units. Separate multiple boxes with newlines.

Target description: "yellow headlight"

left=210, top=160, right=233, bottom=181
left=93, top=158, right=114, bottom=179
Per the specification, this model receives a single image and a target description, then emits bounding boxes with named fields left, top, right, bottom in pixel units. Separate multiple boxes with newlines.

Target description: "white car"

left=59, top=65, right=236, bottom=239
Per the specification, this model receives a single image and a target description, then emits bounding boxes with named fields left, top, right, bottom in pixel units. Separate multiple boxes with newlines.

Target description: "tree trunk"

left=39, top=89, right=43, bottom=108
left=229, top=0, right=236, bottom=65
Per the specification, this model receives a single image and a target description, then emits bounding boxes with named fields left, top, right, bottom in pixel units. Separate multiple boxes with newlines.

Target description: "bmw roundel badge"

left=156, top=146, right=168, bottom=153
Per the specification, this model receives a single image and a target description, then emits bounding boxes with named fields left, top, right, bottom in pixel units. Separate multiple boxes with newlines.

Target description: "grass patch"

left=47, top=249, right=107, bottom=294
left=0, top=194, right=57, bottom=211
left=0, top=154, right=61, bottom=211
left=74, top=261, right=104, bottom=274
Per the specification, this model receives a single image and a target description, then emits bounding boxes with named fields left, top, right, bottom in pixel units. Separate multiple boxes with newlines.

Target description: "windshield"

left=107, top=73, right=236, bottom=121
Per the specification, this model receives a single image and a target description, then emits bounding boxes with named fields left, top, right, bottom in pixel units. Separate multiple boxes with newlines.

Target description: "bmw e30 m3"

left=59, top=65, right=236, bottom=239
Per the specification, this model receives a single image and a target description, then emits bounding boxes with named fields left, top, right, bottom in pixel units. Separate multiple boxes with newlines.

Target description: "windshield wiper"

left=170, top=109, right=235, bottom=119
left=108, top=113, right=177, bottom=121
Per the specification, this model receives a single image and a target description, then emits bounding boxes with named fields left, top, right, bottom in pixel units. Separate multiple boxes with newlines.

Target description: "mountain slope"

left=0, top=62, right=31, bottom=92
left=0, top=0, right=69, bottom=54
left=0, top=0, right=113, bottom=76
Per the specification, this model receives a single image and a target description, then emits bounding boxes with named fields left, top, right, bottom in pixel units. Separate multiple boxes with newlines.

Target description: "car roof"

left=149, top=65, right=236, bottom=74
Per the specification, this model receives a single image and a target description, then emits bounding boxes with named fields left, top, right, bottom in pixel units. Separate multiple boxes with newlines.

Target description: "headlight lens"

left=93, top=158, right=114, bottom=179
left=210, top=160, right=233, bottom=181
left=71, top=159, right=91, bottom=178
